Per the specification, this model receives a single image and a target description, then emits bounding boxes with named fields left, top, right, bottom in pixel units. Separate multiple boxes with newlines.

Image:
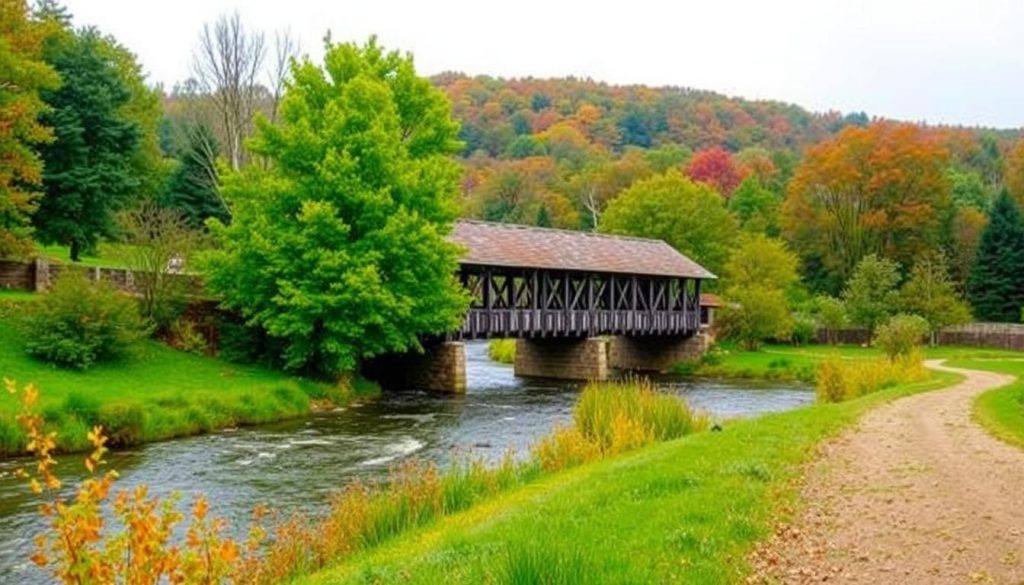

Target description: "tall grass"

left=534, top=379, right=709, bottom=471
left=816, top=350, right=927, bottom=403
left=487, top=339, right=516, bottom=364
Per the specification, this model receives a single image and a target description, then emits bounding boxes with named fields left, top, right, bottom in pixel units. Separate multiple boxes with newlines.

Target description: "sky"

left=61, top=0, right=1024, bottom=128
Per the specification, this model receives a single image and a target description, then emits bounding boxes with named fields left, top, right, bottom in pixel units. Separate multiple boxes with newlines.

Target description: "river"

left=0, top=342, right=812, bottom=581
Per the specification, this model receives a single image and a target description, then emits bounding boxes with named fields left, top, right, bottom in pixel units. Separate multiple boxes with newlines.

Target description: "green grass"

left=295, top=370, right=959, bottom=585
left=0, top=289, right=38, bottom=302
left=36, top=241, right=139, bottom=269
left=0, top=301, right=378, bottom=455
left=676, top=342, right=1024, bottom=382
left=944, top=358, right=1024, bottom=449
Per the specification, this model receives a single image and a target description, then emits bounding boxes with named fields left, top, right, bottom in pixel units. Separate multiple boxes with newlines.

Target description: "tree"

left=722, top=233, right=798, bottom=291
left=815, top=295, right=847, bottom=345
left=899, top=252, right=971, bottom=344
left=782, top=122, right=952, bottom=291
left=1005, top=139, right=1024, bottom=209
left=873, top=314, right=928, bottom=361
left=599, top=170, right=737, bottom=276
left=191, top=12, right=265, bottom=170
left=161, top=121, right=226, bottom=228
left=204, top=38, right=469, bottom=378
left=717, top=234, right=799, bottom=349
left=948, top=206, right=987, bottom=291
left=685, top=147, right=745, bottom=199
left=730, top=176, right=781, bottom=236
left=842, top=254, right=902, bottom=337
left=968, top=190, right=1024, bottom=322
left=0, top=0, right=60, bottom=258
left=119, top=202, right=202, bottom=329
left=35, top=27, right=140, bottom=261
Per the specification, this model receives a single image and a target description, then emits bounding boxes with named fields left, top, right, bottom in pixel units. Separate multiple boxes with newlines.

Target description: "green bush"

left=97, top=403, right=145, bottom=447
left=874, top=313, right=928, bottom=360
left=168, top=318, right=208, bottom=355
left=790, top=313, right=818, bottom=345
left=21, top=271, right=149, bottom=369
left=487, top=339, right=516, bottom=364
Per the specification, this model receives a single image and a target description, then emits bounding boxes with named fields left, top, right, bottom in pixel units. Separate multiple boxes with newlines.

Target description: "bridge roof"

left=451, top=220, right=716, bottom=279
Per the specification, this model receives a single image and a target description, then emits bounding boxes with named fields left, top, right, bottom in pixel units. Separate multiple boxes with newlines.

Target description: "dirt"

left=750, top=361, right=1024, bottom=585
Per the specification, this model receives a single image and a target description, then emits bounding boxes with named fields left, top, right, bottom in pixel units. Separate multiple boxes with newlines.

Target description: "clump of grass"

left=498, top=542, right=593, bottom=585
left=487, top=339, right=516, bottom=364
left=535, top=378, right=708, bottom=471
left=816, top=350, right=927, bottom=403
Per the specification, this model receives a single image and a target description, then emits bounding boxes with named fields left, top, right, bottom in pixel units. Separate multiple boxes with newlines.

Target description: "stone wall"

left=514, top=337, right=609, bottom=381
left=0, top=259, right=34, bottom=290
left=608, top=333, right=709, bottom=373
left=364, top=341, right=467, bottom=393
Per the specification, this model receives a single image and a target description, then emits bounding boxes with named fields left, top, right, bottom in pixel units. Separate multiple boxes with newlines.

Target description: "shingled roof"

left=450, top=220, right=716, bottom=279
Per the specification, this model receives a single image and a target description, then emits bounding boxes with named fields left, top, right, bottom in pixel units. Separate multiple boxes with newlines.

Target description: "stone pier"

left=513, top=337, right=609, bottom=381
left=608, top=333, right=709, bottom=373
left=365, top=341, right=466, bottom=393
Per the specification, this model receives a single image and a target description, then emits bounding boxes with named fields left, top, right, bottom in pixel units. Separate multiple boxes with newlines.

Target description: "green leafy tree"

left=842, top=254, right=901, bottom=337
left=717, top=234, right=799, bottom=349
left=34, top=27, right=140, bottom=261
left=161, top=121, right=226, bottom=228
left=899, top=252, right=971, bottom=344
left=873, top=314, right=928, bottom=361
left=729, top=177, right=781, bottom=236
left=815, top=295, right=847, bottom=345
left=0, top=0, right=60, bottom=258
left=599, top=170, right=737, bottom=275
left=968, top=190, right=1024, bottom=322
left=205, top=38, right=469, bottom=378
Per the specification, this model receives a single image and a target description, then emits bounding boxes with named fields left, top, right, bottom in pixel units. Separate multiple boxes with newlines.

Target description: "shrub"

left=874, top=313, right=929, bottom=360
left=168, top=318, right=208, bottom=355
left=21, top=271, right=149, bottom=369
left=816, top=351, right=927, bottom=403
left=790, top=313, right=818, bottom=345
left=487, top=339, right=516, bottom=364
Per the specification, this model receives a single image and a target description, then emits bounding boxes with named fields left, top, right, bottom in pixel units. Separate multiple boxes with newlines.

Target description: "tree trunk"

left=70, top=239, right=81, bottom=263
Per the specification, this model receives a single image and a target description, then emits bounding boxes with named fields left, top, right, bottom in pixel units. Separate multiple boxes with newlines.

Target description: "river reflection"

left=0, top=341, right=812, bottom=580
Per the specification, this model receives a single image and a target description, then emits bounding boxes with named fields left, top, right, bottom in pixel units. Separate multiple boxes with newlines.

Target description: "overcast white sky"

left=61, top=0, right=1024, bottom=128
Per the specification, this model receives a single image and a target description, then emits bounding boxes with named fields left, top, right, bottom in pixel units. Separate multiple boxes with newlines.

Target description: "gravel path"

left=751, top=360, right=1024, bottom=584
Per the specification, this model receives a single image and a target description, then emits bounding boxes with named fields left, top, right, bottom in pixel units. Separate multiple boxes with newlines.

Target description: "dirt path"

left=751, top=361, right=1024, bottom=584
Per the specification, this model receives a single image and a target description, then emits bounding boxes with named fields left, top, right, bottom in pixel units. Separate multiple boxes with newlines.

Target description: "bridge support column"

left=608, top=333, right=709, bottom=373
left=514, top=338, right=608, bottom=381
left=364, top=341, right=466, bottom=393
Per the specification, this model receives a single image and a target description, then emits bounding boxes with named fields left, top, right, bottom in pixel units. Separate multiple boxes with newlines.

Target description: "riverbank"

left=0, top=293, right=378, bottom=456
left=295, top=368, right=958, bottom=584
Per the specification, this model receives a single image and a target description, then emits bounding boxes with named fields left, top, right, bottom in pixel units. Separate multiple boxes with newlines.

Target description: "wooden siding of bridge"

left=455, top=264, right=701, bottom=340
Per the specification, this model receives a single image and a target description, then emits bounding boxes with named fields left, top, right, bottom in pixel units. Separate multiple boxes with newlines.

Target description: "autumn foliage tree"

left=685, top=147, right=745, bottom=199
left=0, top=0, right=59, bottom=258
left=782, top=122, right=952, bottom=292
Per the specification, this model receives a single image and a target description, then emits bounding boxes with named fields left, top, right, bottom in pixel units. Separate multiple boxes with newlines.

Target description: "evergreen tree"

left=968, top=190, right=1024, bottom=322
left=0, top=0, right=60, bottom=258
left=34, top=27, right=140, bottom=261
left=161, top=122, right=226, bottom=228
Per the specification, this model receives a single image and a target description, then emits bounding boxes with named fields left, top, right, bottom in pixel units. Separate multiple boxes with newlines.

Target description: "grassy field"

left=943, top=358, right=1024, bottom=449
left=35, top=241, right=137, bottom=269
left=0, top=294, right=377, bottom=455
left=296, top=370, right=959, bottom=585
left=676, top=342, right=1023, bottom=382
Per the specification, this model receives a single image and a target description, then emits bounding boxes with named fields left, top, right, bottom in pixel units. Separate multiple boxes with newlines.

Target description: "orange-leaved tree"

left=782, top=122, right=952, bottom=291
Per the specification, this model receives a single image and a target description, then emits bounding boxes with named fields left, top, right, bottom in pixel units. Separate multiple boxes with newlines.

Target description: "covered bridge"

left=372, top=221, right=717, bottom=393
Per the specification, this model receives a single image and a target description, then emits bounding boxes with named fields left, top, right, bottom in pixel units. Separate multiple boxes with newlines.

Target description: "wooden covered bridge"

left=373, top=221, right=717, bottom=392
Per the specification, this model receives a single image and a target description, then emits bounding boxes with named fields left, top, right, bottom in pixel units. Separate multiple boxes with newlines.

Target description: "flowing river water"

left=0, top=342, right=812, bottom=581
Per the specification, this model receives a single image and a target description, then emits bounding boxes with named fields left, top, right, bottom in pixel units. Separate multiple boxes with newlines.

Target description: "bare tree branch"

left=191, top=12, right=266, bottom=171
left=268, top=29, right=299, bottom=124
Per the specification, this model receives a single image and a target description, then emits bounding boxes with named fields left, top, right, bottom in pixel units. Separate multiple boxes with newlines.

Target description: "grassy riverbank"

left=0, top=294, right=378, bottom=455
left=297, top=370, right=958, bottom=585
